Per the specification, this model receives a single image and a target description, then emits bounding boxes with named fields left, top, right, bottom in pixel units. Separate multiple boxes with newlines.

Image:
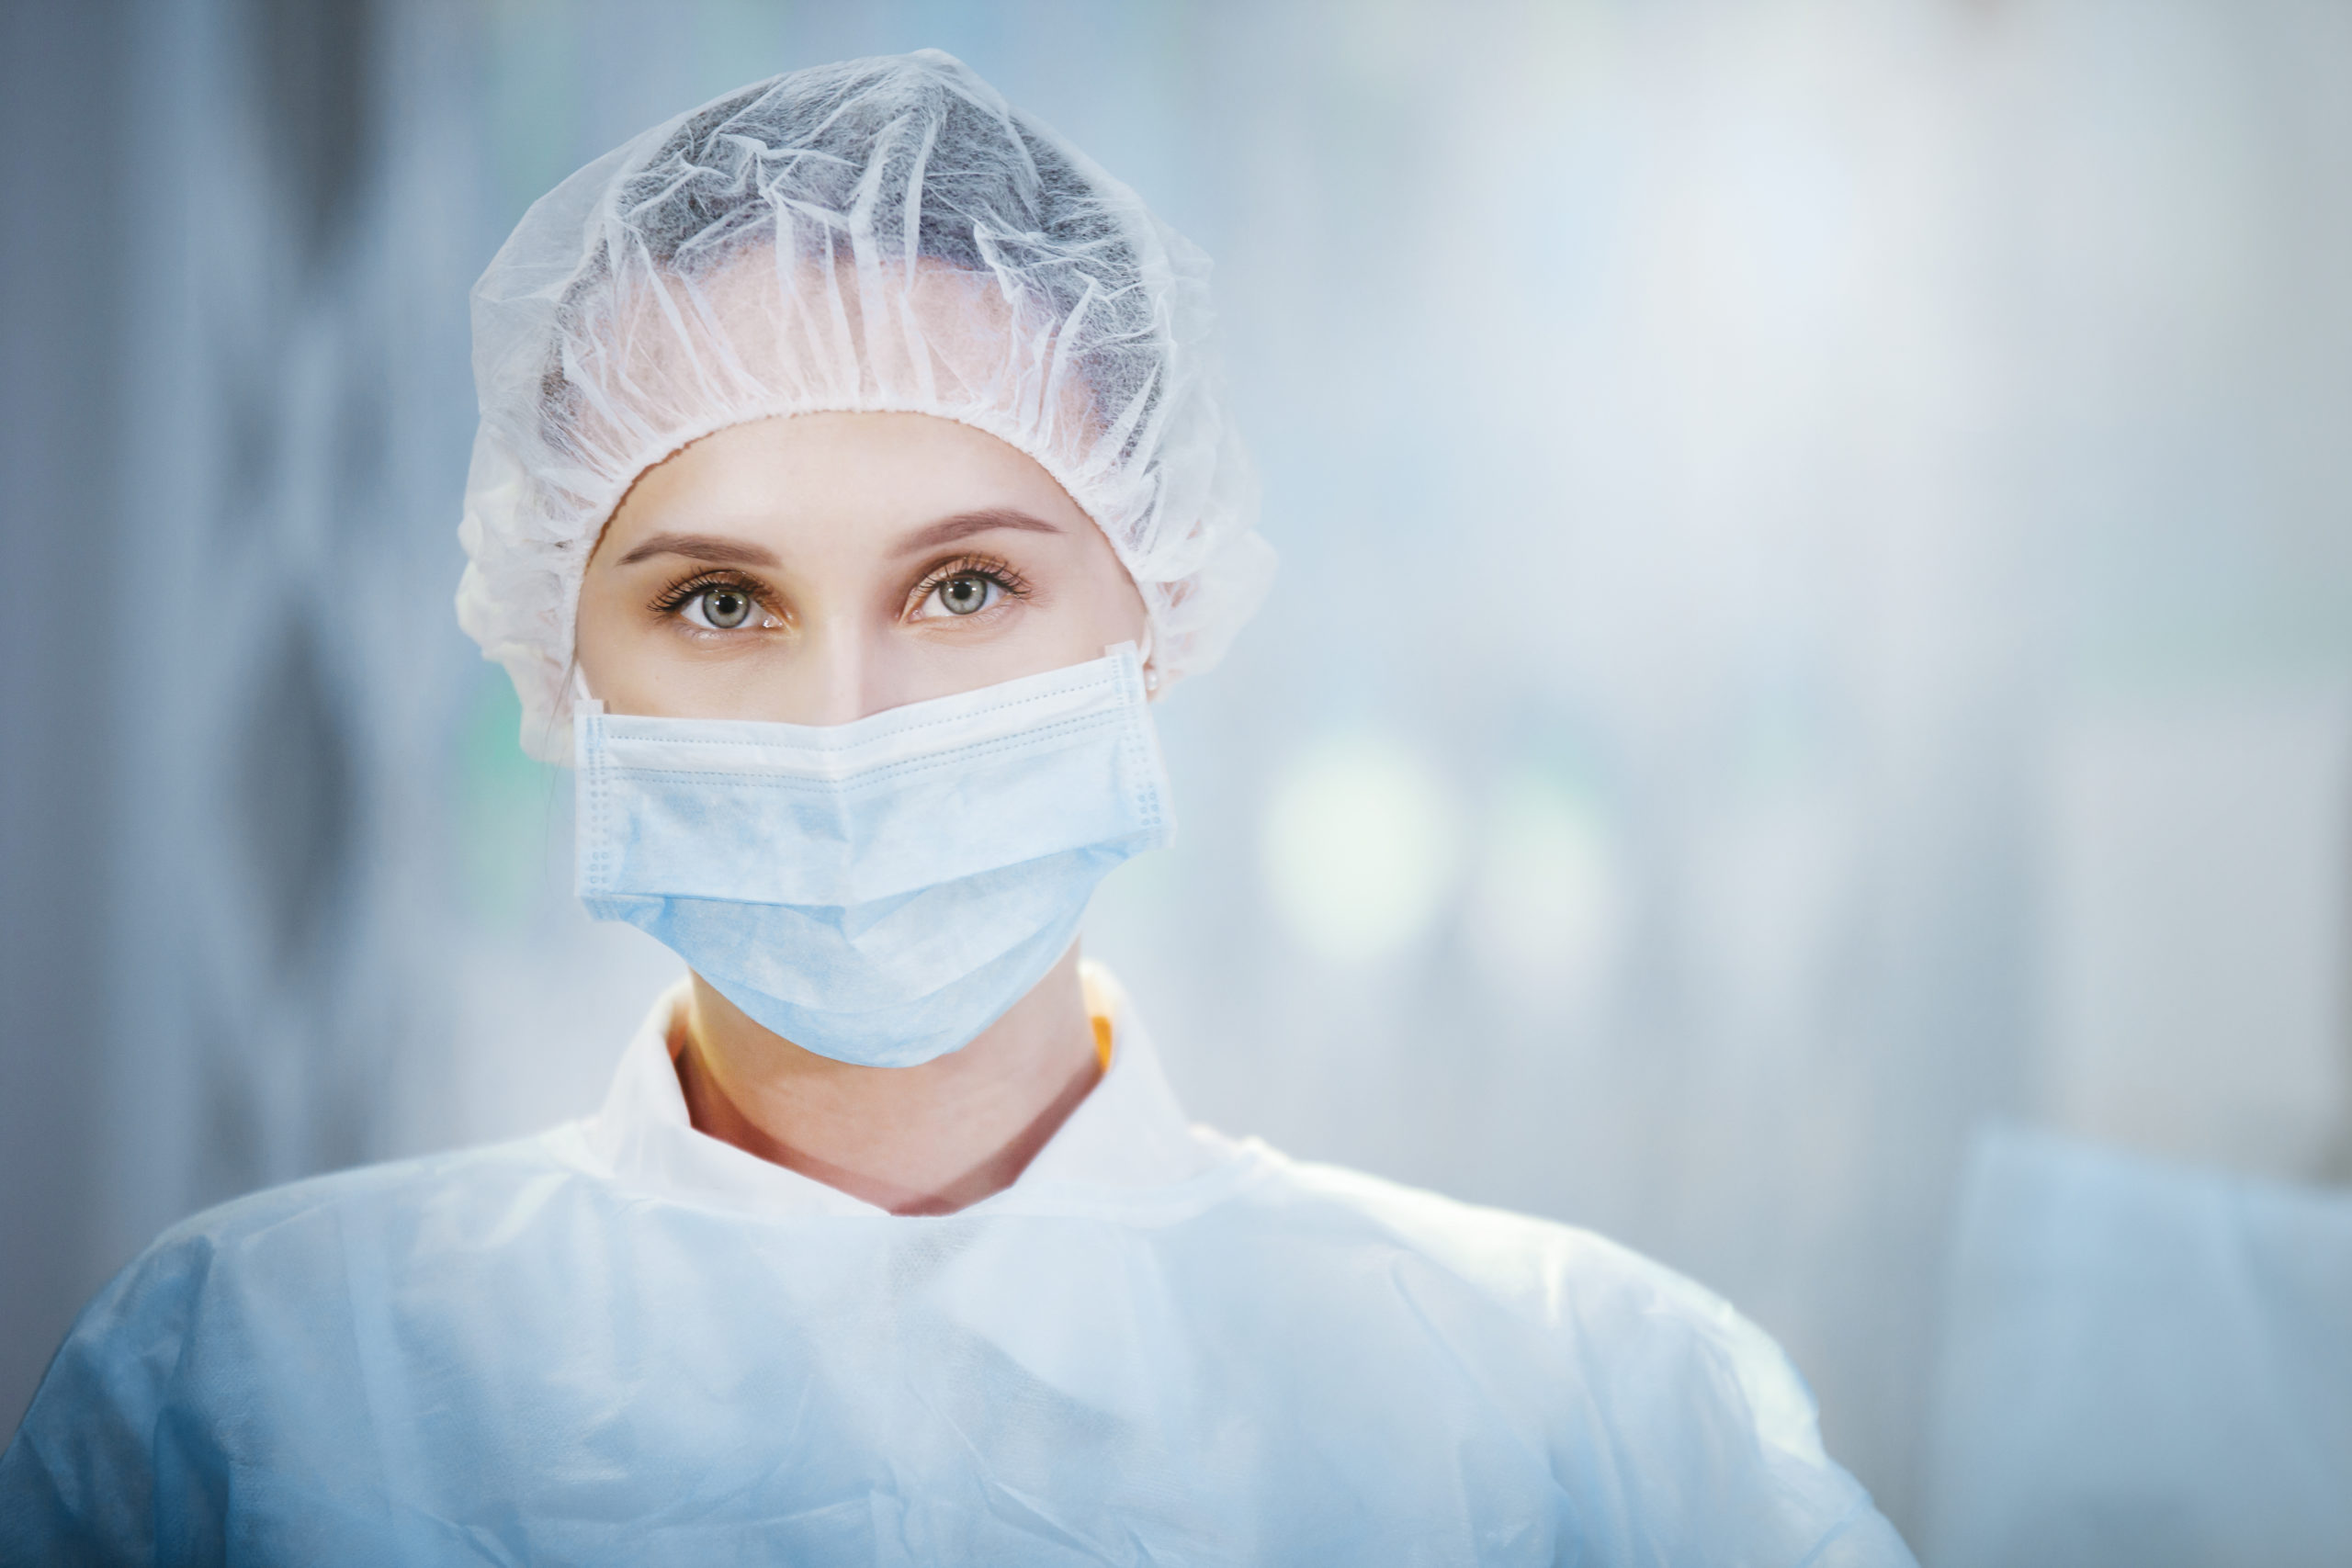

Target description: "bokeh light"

left=1464, top=772, right=1625, bottom=1013
left=1261, top=729, right=1462, bottom=965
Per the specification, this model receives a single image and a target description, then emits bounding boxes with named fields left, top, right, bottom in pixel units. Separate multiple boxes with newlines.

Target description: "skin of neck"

left=673, top=943, right=1102, bottom=1215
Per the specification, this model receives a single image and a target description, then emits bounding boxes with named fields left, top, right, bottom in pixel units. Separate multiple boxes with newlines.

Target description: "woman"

left=2, top=51, right=1914, bottom=1565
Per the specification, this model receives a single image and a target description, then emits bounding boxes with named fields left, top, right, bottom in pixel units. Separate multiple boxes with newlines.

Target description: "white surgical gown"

left=2, top=970, right=1914, bottom=1565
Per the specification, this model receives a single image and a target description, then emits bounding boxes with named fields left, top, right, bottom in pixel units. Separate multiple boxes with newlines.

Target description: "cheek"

left=1087, top=551, right=1149, bottom=644
left=571, top=573, right=639, bottom=688
left=573, top=577, right=611, bottom=645
left=1054, top=530, right=1146, bottom=637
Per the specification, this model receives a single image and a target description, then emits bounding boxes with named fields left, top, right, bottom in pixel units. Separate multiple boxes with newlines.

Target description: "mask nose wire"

left=573, top=629, right=1152, bottom=719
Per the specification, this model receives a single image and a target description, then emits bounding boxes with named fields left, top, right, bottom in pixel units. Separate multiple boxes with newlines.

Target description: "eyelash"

left=907, top=555, right=1033, bottom=616
left=648, top=570, right=775, bottom=621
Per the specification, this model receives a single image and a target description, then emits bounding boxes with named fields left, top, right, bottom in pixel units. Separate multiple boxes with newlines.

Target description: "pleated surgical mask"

left=573, top=645, right=1170, bottom=1067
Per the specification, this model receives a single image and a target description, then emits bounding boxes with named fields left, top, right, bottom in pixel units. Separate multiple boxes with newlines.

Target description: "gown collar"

left=578, top=961, right=1235, bottom=1221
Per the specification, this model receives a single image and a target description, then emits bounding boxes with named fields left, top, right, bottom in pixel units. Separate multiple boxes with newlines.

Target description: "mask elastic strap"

left=1136, top=622, right=1159, bottom=694
left=571, top=663, right=605, bottom=716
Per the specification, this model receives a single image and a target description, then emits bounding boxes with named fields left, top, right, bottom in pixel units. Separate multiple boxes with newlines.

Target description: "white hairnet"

left=456, top=50, right=1273, bottom=761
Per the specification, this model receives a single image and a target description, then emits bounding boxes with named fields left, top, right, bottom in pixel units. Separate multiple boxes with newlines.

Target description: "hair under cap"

left=456, top=49, right=1273, bottom=761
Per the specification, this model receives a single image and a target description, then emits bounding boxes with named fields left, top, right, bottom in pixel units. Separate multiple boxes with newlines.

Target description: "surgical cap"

left=457, top=50, right=1273, bottom=761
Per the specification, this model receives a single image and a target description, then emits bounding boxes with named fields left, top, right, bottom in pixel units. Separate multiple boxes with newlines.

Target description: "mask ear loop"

left=1137, top=621, right=1160, bottom=694
left=571, top=663, right=605, bottom=716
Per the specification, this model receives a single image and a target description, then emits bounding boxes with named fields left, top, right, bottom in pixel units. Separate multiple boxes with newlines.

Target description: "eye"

left=933, top=572, right=998, bottom=617
left=906, top=556, right=1030, bottom=622
left=694, top=585, right=753, bottom=628
left=673, top=581, right=772, bottom=630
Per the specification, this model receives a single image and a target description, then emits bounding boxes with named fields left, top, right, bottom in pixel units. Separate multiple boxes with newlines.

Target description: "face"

left=574, top=412, right=1148, bottom=725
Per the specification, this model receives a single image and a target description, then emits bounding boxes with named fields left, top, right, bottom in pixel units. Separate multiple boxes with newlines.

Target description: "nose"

left=785, top=617, right=876, bottom=727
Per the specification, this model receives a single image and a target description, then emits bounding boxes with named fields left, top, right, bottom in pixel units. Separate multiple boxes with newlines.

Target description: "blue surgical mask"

left=573, top=645, right=1170, bottom=1068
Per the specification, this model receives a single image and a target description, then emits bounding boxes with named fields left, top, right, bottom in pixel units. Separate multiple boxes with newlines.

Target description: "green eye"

left=699, top=587, right=752, bottom=628
left=939, top=574, right=991, bottom=615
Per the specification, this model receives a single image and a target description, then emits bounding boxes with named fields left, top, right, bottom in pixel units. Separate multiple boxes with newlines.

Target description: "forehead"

left=612, top=409, right=1088, bottom=537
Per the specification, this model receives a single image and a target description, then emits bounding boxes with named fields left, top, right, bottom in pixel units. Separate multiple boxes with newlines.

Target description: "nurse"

left=2, top=51, right=1915, bottom=1565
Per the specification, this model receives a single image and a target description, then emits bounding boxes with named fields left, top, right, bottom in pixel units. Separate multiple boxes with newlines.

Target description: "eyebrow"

left=894, top=508, right=1067, bottom=555
left=614, top=508, right=1065, bottom=570
left=616, top=532, right=782, bottom=569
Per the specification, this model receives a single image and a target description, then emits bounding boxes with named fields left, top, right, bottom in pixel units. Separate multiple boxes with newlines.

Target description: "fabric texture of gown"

left=1, top=967, right=1915, bottom=1566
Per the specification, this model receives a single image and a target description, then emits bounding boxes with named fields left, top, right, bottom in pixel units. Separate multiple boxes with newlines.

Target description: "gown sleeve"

left=0, top=1233, right=212, bottom=1567
left=1566, top=1251, right=1922, bottom=1568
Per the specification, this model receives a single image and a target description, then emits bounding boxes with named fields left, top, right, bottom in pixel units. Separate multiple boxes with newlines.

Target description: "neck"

left=673, top=946, right=1101, bottom=1215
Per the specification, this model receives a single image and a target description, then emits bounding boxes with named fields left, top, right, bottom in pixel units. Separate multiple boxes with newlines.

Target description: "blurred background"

left=5, top=1, right=2349, bottom=1559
